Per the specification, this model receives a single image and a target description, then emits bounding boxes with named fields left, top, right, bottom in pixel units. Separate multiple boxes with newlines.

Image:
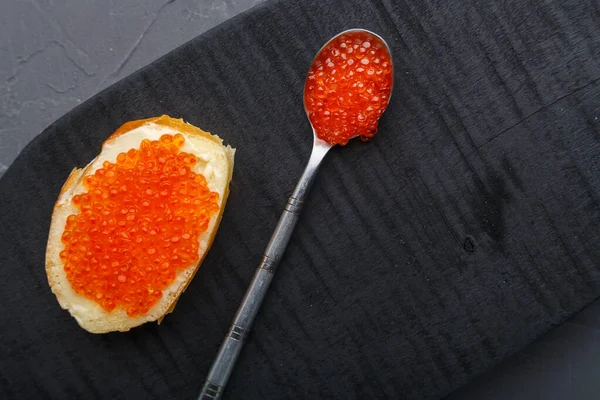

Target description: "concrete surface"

left=1, top=1, right=599, bottom=399
left=0, top=0, right=264, bottom=178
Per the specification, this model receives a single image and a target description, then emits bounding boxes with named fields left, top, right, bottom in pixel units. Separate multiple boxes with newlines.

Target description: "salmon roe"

left=60, top=134, right=220, bottom=317
left=305, top=31, right=393, bottom=145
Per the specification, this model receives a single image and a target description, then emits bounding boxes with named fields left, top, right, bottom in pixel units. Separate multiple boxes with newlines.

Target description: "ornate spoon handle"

left=198, top=139, right=331, bottom=399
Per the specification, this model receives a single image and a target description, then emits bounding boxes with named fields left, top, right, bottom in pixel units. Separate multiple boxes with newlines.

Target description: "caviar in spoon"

left=200, top=29, right=394, bottom=400
left=305, top=30, right=393, bottom=145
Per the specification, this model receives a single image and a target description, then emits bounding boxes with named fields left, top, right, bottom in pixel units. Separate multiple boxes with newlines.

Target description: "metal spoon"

left=199, top=29, right=393, bottom=400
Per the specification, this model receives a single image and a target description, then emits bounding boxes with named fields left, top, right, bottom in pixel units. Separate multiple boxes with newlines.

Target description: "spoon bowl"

left=304, top=28, right=394, bottom=146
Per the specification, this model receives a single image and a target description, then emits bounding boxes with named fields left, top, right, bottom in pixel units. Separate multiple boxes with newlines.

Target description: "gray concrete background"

left=0, top=0, right=264, bottom=178
left=2, top=1, right=599, bottom=399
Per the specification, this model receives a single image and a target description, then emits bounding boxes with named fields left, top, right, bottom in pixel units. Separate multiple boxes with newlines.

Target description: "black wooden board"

left=1, top=0, right=599, bottom=398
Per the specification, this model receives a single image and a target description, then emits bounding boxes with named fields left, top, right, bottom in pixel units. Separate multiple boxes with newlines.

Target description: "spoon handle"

left=199, top=139, right=331, bottom=400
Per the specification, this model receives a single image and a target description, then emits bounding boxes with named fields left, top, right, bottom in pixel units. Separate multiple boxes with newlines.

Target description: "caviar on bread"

left=45, top=115, right=235, bottom=333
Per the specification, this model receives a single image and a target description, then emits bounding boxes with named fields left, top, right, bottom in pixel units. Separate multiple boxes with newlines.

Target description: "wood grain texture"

left=0, top=0, right=599, bottom=398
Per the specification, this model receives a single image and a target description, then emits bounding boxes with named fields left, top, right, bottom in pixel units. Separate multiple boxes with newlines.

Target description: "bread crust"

left=45, top=115, right=235, bottom=333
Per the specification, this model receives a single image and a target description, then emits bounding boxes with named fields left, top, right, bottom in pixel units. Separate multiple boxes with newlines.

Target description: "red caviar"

left=60, top=134, right=219, bottom=317
left=304, top=31, right=393, bottom=145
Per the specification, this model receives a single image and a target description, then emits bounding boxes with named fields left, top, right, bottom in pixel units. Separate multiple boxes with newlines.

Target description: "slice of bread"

left=45, top=115, right=235, bottom=333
